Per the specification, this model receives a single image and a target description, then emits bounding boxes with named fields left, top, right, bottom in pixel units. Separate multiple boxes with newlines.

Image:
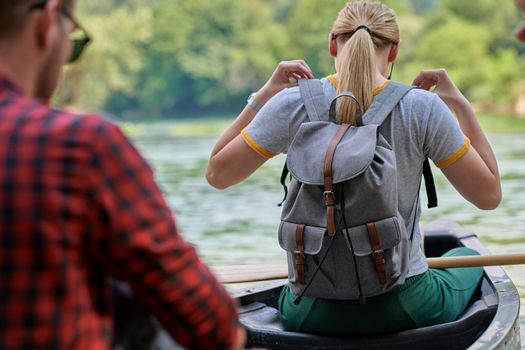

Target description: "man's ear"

left=329, top=33, right=338, bottom=57
left=35, top=0, right=61, bottom=50
left=388, top=42, right=399, bottom=63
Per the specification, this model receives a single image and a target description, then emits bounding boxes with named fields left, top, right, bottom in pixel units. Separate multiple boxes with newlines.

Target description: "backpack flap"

left=278, top=221, right=325, bottom=255
left=286, top=122, right=378, bottom=185
left=342, top=216, right=403, bottom=257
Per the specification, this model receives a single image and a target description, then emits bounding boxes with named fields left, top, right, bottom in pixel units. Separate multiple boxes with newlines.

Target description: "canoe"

left=233, top=220, right=521, bottom=350
left=111, top=220, right=521, bottom=350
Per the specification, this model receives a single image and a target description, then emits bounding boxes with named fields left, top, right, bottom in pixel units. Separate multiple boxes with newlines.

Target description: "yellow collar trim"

left=326, top=75, right=389, bottom=96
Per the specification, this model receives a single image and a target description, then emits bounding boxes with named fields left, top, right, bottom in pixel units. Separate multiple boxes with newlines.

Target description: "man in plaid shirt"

left=0, top=0, right=245, bottom=349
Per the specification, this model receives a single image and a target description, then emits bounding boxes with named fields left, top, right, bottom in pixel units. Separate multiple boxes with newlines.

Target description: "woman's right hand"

left=412, top=69, right=467, bottom=111
left=255, top=60, right=314, bottom=106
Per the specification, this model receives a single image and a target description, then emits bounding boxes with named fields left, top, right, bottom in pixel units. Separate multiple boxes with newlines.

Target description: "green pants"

left=278, top=247, right=483, bottom=335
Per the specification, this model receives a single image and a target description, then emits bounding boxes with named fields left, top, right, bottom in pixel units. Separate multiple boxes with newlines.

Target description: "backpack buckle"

left=372, top=249, right=385, bottom=262
left=294, top=251, right=305, bottom=258
left=372, top=249, right=387, bottom=285
left=323, top=191, right=336, bottom=205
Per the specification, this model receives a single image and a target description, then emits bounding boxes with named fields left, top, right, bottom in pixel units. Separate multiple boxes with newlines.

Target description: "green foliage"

left=58, top=3, right=152, bottom=111
left=63, top=0, right=525, bottom=119
left=407, top=18, right=492, bottom=99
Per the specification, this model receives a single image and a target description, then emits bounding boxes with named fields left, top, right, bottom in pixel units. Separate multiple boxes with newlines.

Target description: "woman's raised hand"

left=256, top=60, right=314, bottom=105
left=412, top=69, right=466, bottom=110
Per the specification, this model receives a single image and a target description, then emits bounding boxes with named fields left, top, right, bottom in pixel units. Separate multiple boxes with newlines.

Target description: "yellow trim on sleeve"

left=325, top=75, right=389, bottom=96
left=327, top=75, right=338, bottom=89
left=241, top=128, right=277, bottom=159
left=434, top=137, right=471, bottom=168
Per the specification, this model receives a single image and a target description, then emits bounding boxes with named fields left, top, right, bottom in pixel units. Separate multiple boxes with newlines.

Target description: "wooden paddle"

left=212, top=264, right=289, bottom=284
left=213, top=254, right=525, bottom=284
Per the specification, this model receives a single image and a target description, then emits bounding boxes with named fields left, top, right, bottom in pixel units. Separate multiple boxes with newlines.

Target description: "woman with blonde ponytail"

left=332, top=2, right=400, bottom=125
left=207, top=1, right=500, bottom=335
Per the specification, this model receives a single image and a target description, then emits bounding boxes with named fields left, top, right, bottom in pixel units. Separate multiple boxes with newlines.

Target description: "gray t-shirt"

left=242, top=77, right=470, bottom=277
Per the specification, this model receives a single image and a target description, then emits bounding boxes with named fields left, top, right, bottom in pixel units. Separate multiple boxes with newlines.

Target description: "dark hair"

left=0, top=1, right=30, bottom=40
left=0, top=0, right=74, bottom=41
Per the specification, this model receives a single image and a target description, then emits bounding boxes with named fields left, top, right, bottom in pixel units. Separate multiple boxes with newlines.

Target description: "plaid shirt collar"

left=0, top=71, right=25, bottom=96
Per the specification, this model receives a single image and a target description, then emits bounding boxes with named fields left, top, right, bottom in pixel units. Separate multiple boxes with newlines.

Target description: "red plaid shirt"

left=0, top=73, right=239, bottom=350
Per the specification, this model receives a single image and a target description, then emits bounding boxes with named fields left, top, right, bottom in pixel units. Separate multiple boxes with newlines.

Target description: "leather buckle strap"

left=366, top=222, right=387, bottom=285
left=323, top=124, right=350, bottom=236
left=323, top=190, right=336, bottom=206
left=295, top=224, right=306, bottom=285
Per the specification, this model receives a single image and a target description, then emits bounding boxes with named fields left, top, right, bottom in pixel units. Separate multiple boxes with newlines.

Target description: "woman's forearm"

left=210, top=104, right=258, bottom=158
left=206, top=92, right=270, bottom=189
left=207, top=60, right=314, bottom=189
left=209, top=86, right=286, bottom=158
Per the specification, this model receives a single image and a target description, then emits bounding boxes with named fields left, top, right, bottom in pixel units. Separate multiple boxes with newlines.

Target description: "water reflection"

left=127, top=125, right=525, bottom=341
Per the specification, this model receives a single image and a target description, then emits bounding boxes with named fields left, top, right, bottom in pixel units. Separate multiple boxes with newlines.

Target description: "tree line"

left=59, top=0, right=525, bottom=119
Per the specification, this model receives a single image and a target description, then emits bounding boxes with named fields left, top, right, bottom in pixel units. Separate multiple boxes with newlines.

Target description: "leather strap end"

left=327, top=206, right=336, bottom=236
left=367, top=222, right=388, bottom=285
left=295, top=224, right=306, bottom=285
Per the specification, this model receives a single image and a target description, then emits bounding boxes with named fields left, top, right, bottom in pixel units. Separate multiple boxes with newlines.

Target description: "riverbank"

left=120, top=114, right=525, bottom=139
left=478, top=114, right=525, bottom=133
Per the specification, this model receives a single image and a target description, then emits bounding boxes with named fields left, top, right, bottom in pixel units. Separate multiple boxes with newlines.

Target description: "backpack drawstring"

left=293, top=185, right=366, bottom=305
left=293, top=214, right=343, bottom=305
left=277, top=164, right=290, bottom=207
left=340, top=185, right=366, bottom=304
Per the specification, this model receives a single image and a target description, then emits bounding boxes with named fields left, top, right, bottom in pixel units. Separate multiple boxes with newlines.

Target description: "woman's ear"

left=388, top=43, right=399, bottom=63
left=329, top=34, right=338, bottom=57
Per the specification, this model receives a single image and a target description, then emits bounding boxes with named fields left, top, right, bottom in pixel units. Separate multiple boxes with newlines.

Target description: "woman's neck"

left=331, top=71, right=389, bottom=89
left=333, top=48, right=392, bottom=87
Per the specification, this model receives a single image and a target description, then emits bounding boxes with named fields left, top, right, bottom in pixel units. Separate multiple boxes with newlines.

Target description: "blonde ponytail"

left=336, top=28, right=376, bottom=125
left=331, top=2, right=400, bottom=125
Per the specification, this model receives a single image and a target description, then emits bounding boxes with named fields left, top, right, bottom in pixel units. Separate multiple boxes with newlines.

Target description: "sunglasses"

left=29, top=1, right=92, bottom=64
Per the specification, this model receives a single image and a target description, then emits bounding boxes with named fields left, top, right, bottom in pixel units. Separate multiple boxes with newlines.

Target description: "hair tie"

left=355, top=25, right=371, bottom=35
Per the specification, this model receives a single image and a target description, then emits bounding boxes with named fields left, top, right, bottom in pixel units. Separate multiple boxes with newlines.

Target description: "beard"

left=34, top=36, right=66, bottom=102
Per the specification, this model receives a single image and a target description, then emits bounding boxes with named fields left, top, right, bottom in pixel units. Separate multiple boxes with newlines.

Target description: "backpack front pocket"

left=341, top=215, right=410, bottom=294
left=278, top=221, right=337, bottom=295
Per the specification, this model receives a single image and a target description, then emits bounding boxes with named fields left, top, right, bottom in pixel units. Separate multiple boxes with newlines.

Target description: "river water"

left=124, top=121, right=525, bottom=346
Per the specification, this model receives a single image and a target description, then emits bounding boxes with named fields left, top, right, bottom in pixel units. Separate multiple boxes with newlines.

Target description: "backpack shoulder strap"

left=298, top=79, right=330, bottom=122
left=363, top=81, right=413, bottom=126
left=366, top=82, right=439, bottom=209
left=423, top=159, right=438, bottom=208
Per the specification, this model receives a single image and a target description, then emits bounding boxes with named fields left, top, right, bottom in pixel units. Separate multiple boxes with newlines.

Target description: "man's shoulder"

left=28, top=104, right=128, bottom=149
left=3, top=94, right=119, bottom=132
left=50, top=107, right=117, bottom=129
left=1, top=96, right=119, bottom=139
left=38, top=106, right=124, bottom=140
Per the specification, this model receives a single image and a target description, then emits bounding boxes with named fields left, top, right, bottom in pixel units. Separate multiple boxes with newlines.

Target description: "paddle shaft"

left=427, top=254, right=525, bottom=269
left=215, top=254, right=525, bottom=284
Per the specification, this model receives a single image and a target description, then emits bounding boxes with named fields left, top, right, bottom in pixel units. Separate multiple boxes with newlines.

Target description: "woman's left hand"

left=412, top=69, right=466, bottom=111
left=256, top=60, right=314, bottom=105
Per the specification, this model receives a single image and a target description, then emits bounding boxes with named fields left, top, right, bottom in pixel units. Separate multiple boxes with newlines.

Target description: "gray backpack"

left=278, top=79, right=436, bottom=303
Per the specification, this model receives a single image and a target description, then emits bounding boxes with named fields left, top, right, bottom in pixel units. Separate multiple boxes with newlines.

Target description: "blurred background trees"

left=59, top=0, right=525, bottom=119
